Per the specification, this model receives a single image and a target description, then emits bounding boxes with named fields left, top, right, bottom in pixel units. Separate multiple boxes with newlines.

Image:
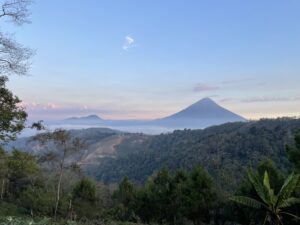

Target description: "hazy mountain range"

left=66, top=115, right=104, bottom=121
left=52, top=98, right=246, bottom=134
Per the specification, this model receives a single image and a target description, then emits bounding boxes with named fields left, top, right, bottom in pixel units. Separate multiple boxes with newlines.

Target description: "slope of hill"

left=5, top=127, right=138, bottom=164
left=89, top=118, right=300, bottom=190
left=7, top=118, right=300, bottom=191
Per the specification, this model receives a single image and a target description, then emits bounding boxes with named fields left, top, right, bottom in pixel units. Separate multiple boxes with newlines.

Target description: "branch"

left=0, top=0, right=33, bottom=25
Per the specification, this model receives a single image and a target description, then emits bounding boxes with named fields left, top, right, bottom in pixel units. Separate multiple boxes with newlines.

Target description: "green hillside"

left=90, top=118, right=300, bottom=190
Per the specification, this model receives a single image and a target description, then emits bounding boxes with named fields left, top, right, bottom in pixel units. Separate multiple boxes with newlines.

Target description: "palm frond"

left=248, top=170, right=269, bottom=204
left=281, top=211, right=300, bottom=221
left=230, top=196, right=264, bottom=209
left=263, top=171, right=271, bottom=190
left=279, top=197, right=300, bottom=208
left=263, top=171, right=276, bottom=204
left=276, top=173, right=299, bottom=207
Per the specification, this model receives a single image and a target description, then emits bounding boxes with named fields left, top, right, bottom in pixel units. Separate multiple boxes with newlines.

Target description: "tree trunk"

left=0, top=179, right=4, bottom=200
left=69, top=199, right=72, bottom=210
left=68, top=199, right=73, bottom=220
left=194, top=218, right=201, bottom=225
left=54, top=144, right=67, bottom=220
left=54, top=164, right=63, bottom=219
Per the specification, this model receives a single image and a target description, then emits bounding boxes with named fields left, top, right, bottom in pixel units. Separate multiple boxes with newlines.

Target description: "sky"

left=4, top=0, right=300, bottom=120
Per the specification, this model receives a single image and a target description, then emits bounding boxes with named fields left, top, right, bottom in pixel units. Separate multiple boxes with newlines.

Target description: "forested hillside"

left=90, top=118, right=300, bottom=190
left=8, top=118, right=300, bottom=191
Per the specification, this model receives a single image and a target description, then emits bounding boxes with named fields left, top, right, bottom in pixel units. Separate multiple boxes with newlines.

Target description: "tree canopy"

left=0, top=0, right=34, bottom=142
left=0, top=76, right=27, bottom=142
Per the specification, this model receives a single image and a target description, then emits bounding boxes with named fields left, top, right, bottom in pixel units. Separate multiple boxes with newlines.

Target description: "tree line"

left=92, top=117, right=300, bottom=190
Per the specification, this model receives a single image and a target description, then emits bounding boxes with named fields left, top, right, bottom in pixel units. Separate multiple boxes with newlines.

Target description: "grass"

left=0, top=217, right=148, bottom=225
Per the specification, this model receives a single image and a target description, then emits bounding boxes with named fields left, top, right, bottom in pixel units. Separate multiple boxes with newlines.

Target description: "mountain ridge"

left=57, top=98, right=246, bottom=132
left=160, top=97, right=246, bottom=120
left=65, top=114, right=103, bottom=121
left=153, top=98, right=246, bottom=128
left=7, top=118, right=300, bottom=190
left=90, top=117, right=300, bottom=190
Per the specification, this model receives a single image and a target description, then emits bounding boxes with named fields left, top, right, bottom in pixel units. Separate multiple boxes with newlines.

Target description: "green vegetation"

left=0, top=76, right=27, bottom=142
left=0, top=0, right=34, bottom=143
left=1, top=131, right=300, bottom=224
left=0, top=217, right=146, bottom=225
left=0, top=1, right=297, bottom=224
left=231, top=171, right=300, bottom=225
left=92, top=118, right=300, bottom=190
left=286, top=132, right=300, bottom=171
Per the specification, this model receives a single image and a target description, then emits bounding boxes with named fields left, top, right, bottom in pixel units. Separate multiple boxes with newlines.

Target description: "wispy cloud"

left=18, top=102, right=59, bottom=110
left=221, top=77, right=254, bottom=85
left=221, top=78, right=267, bottom=87
left=219, top=98, right=234, bottom=103
left=21, top=101, right=169, bottom=121
left=216, top=96, right=300, bottom=103
left=193, top=83, right=219, bottom=92
left=19, top=102, right=119, bottom=120
left=241, top=96, right=300, bottom=103
left=122, top=35, right=135, bottom=51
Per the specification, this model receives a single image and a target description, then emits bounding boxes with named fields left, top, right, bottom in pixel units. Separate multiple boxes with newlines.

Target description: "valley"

left=7, top=117, right=300, bottom=192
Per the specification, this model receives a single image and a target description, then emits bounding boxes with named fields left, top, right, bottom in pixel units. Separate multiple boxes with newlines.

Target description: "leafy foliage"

left=0, top=76, right=27, bottom=142
left=231, top=170, right=300, bottom=225
left=72, top=178, right=96, bottom=202
left=93, top=118, right=300, bottom=191
left=286, top=132, right=300, bottom=171
left=1, top=139, right=300, bottom=224
left=0, top=0, right=34, bottom=141
left=110, top=166, right=220, bottom=225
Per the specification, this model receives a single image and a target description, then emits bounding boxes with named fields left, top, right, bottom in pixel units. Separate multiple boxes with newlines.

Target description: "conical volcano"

left=155, top=98, right=246, bottom=128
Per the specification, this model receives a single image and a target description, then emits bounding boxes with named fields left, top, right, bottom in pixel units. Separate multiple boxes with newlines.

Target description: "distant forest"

left=90, top=118, right=300, bottom=191
left=0, top=127, right=300, bottom=225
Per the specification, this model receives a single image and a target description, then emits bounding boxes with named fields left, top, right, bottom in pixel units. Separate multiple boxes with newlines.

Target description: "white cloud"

left=123, top=35, right=135, bottom=50
left=241, top=96, right=300, bottom=103
left=193, top=83, right=219, bottom=92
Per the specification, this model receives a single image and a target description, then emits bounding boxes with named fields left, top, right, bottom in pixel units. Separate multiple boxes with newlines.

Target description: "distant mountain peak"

left=85, top=115, right=102, bottom=120
left=198, top=97, right=214, bottom=102
left=192, top=97, right=218, bottom=106
left=65, top=114, right=103, bottom=121
left=157, top=98, right=246, bottom=128
left=62, top=98, right=246, bottom=130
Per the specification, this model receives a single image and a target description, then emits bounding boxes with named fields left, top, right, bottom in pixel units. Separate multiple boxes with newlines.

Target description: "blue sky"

left=5, top=0, right=300, bottom=120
